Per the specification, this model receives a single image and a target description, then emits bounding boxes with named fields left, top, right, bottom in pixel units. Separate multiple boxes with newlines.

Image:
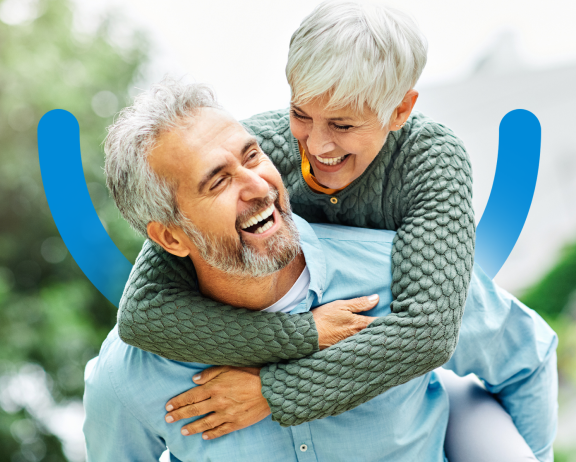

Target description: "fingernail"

left=166, top=404, right=173, bottom=411
left=367, top=294, right=379, bottom=302
left=193, top=374, right=201, bottom=382
left=165, top=415, right=174, bottom=423
left=202, top=434, right=209, bottom=440
left=182, top=429, right=189, bottom=435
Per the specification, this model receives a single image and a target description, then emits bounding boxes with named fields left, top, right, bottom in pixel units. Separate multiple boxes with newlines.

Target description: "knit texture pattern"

left=119, top=240, right=318, bottom=365
left=118, top=109, right=475, bottom=426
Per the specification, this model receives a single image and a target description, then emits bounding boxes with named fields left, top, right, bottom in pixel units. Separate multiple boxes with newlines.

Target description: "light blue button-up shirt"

left=83, top=216, right=557, bottom=462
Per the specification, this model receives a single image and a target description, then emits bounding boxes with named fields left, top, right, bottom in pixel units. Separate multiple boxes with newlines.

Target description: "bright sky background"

left=113, top=0, right=576, bottom=119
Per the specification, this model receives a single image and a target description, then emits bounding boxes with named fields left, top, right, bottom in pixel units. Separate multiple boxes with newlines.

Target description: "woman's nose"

left=306, top=124, right=336, bottom=156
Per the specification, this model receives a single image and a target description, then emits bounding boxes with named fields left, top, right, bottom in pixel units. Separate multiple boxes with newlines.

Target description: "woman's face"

left=289, top=96, right=390, bottom=190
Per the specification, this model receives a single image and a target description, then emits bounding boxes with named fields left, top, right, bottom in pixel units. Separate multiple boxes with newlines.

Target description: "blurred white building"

left=416, top=32, right=576, bottom=294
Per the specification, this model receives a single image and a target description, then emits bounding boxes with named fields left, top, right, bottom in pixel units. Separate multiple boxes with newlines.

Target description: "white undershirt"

left=262, top=266, right=311, bottom=313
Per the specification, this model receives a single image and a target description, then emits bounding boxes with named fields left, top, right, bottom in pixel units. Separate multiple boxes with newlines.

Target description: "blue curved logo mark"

left=475, top=110, right=541, bottom=278
left=37, top=109, right=540, bottom=307
left=38, top=110, right=133, bottom=306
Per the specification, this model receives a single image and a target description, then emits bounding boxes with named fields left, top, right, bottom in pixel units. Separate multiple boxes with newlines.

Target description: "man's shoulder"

left=84, top=326, right=142, bottom=396
left=87, top=326, right=207, bottom=387
left=84, top=327, right=135, bottom=417
left=85, top=327, right=209, bottom=426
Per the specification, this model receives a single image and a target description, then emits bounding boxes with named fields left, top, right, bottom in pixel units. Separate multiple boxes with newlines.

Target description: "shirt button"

left=330, top=197, right=338, bottom=204
left=300, top=444, right=308, bottom=452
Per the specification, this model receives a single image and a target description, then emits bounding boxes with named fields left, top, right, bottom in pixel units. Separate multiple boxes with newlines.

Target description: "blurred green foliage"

left=520, top=241, right=576, bottom=385
left=521, top=241, right=576, bottom=320
left=519, top=241, right=576, bottom=458
left=0, top=0, right=147, bottom=459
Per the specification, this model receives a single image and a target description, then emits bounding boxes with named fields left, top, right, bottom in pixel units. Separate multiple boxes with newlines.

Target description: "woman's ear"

left=389, top=89, right=419, bottom=131
left=147, top=222, right=190, bottom=257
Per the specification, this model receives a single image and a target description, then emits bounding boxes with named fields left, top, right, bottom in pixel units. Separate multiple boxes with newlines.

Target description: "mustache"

left=235, top=188, right=280, bottom=231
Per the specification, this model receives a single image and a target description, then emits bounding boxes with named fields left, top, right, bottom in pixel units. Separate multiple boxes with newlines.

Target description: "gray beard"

left=181, top=193, right=301, bottom=278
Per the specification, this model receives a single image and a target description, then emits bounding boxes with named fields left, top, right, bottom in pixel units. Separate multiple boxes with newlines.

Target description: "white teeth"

left=316, top=155, right=346, bottom=166
left=254, top=219, right=274, bottom=235
left=240, top=204, right=275, bottom=230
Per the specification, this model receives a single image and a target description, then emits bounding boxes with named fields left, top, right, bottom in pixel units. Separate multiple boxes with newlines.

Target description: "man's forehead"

left=148, top=108, right=249, bottom=178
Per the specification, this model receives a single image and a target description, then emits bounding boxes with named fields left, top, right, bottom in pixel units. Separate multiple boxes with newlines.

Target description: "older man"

left=83, top=80, right=557, bottom=462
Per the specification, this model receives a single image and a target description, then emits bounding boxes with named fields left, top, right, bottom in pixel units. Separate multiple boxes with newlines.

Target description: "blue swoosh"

left=37, top=109, right=133, bottom=306
left=37, top=109, right=540, bottom=306
left=475, top=109, right=541, bottom=279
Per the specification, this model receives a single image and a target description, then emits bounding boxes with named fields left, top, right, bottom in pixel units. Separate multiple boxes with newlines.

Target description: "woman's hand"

left=312, top=295, right=379, bottom=349
left=164, top=366, right=270, bottom=440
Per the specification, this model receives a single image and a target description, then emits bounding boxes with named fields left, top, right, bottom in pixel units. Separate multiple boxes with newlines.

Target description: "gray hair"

left=286, top=0, right=427, bottom=126
left=104, top=77, right=221, bottom=238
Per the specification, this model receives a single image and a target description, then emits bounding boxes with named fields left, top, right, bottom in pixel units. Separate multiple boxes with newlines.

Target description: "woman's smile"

left=309, top=153, right=352, bottom=173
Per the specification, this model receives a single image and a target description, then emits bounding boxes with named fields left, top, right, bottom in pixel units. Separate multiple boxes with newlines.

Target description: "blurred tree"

left=521, top=241, right=576, bottom=387
left=521, top=241, right=576, bottom=320
left=0, top=0, right=147, bottom=459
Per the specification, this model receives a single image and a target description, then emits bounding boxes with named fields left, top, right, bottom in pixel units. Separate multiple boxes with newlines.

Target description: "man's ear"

left=147, top=222, right=190, bottom=257
left=389, top=89, right=419, bottom=131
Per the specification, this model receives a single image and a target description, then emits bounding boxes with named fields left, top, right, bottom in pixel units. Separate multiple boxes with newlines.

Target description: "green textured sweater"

left=118, top=109, right=475, bottom=426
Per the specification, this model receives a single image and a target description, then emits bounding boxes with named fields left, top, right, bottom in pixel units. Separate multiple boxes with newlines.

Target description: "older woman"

left=114, top=1, right=538, bottom=460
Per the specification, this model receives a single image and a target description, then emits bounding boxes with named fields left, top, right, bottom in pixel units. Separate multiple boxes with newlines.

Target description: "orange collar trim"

left=299, top=144, right=349, bottom=195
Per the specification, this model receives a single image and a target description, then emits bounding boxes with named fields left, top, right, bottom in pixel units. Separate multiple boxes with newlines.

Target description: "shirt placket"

left=290, top=423, right=318, bottom=462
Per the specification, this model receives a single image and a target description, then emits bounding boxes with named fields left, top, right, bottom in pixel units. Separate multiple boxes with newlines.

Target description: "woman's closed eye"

left=332, top=123, right=353, bottom=131
left=291, top=109, right=353, bottom=131
left=290, top=109, right=308, bottom=121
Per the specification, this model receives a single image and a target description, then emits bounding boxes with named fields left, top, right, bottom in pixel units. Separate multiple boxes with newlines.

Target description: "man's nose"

left=306, top=124, right=336, bottom=156
left=238, top=167, right=270, bottom=202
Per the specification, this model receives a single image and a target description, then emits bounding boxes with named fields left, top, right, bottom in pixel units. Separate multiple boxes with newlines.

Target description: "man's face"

left=148, top=107, right=300, bottom=277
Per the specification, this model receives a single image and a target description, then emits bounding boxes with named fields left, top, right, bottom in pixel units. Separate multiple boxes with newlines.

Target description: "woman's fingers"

left=165, top=399, right=214, bottom=423
left=343, top=295, right=379, bottom=313
left=201, top=422, right=238, bottom=440
left=180, top=413, right=225, bottom=436
left=166, top=383, right=212, bottom=412
left=169, top=366, right=271, bottom=438
left=311, top=295, right=380, bottom=349
left=192, top=365, right=230, bottom=385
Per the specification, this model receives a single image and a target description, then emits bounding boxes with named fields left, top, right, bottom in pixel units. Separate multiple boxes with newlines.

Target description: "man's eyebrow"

left=197, top=137, right=259, bottom=193
left=290, top=103, right=355, bottom=122
left=241, top=137, right=259, bottom=156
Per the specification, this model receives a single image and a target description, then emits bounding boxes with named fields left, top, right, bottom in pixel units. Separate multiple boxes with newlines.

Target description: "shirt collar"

left=291, top=214, right=326, bottom=312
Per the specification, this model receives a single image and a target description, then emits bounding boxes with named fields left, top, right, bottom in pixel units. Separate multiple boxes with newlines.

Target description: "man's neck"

left=193, top=252, right=307, bottom=311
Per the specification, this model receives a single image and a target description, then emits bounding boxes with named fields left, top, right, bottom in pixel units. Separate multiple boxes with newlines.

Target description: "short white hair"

left=286, top=0, right=427, bottom=126
left=104, top=77, right=221, bottom=238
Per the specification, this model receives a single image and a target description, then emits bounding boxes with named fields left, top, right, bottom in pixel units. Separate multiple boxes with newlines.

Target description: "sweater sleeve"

left=259, top=123, right=475, bottom=426
left=118, top=241, right=319, bottom=366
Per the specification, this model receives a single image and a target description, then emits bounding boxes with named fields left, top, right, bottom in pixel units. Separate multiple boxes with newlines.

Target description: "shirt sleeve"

left=443, top=265, right=558, bottom=462
left=118, top=241, right=319, bottom=366
left=83, top=355, right=167, bottom=462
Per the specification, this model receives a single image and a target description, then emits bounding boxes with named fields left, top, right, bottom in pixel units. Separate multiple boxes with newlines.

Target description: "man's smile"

left=239, top=203, right=276, bottom=235
left=239, top=205, right=282, bottom=239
